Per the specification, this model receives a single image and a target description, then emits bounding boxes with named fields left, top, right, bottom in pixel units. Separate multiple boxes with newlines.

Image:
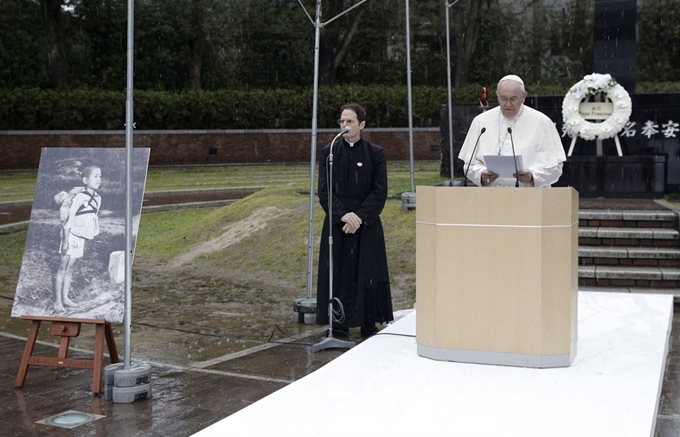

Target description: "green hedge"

left=0, top=85, right=480, bottom=130
left=2, top=82, right=676, bottom=130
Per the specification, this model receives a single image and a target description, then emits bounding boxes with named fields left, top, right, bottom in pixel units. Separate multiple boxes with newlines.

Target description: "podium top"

left=415, top=186, right=578, bottom=227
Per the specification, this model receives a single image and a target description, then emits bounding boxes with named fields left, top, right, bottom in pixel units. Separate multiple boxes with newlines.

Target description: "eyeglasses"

left=337, top=119, right=357, bottom=125
left=498, top=96, right=521, bottom=105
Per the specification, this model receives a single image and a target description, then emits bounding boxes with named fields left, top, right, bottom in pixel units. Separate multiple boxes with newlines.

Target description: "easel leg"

left=568, top=137, right=577, bottom=157
left=104, top=322, right=120, bottom=363
left=15, top=320, right=41, bottom=388
left=93, top=324, right=105, bottom=394
left=57, top=335, right=71, bottom=359
left=614, top=135, right=623, bottom=156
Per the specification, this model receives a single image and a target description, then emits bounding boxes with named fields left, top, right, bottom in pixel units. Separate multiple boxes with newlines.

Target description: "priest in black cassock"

left=316, top=103, right=394, bottom=339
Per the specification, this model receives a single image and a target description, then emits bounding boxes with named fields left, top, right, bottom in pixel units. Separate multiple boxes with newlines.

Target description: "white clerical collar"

left=347, top=141, right=356, bottom=148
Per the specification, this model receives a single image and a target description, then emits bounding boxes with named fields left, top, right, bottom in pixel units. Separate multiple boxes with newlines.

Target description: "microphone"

left=329, top=126, right=351, bottom=160
left=507, top=127, right=519, bottom=187
left=463, top=127, right=486, bottom=187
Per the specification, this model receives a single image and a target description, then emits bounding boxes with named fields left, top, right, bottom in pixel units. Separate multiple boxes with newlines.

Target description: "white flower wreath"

left=561, top=73, right=632, bottom=141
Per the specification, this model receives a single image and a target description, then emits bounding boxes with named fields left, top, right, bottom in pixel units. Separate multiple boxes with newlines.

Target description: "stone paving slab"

left=627, top=247, right=680, bottom=259
left=0, top=332, right=340, bottom=437
left=593, top=265, right=664, bottom=280
left=579, top=246, right=680, bottom=259
left=579, top=198, right=674, bottom=211
left=579, top=210, right=676, bottom=221
left=597, top=227, right=655, bottom=239
left=578, top=246, right=628, bottom=258
left=577, top=227, right=679, bottom=240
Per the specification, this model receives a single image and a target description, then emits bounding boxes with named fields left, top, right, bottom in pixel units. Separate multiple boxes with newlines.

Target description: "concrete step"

left=578, top=245, right=680, bottom=267
left=578, top=265, right=680, bottom=289
left=579, top=287, right=680, bottom=301
left=579, top=226, right=679, bottom=247
left=576, top=207, right=679, bottom=290
left=579, top=245, right=680, bottom=259
left=579, top=227, right=678, bottom=240
left=579, top=209, right=678, bottom=228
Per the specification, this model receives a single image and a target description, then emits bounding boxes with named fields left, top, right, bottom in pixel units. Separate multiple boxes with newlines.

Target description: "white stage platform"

left=193, top=292, right=673, bottom=437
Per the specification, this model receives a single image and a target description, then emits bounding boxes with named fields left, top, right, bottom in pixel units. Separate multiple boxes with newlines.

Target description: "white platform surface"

left=193, top=292, right=673, bottom=437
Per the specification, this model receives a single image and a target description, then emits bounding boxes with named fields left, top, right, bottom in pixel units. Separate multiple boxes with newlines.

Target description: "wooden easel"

left=567, top=134, right=623, bottom=157
left=14, top=315, right=120, bottom=394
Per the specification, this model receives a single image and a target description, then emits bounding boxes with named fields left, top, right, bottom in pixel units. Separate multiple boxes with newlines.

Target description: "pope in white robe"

left=458, top=74, right=567, bottom=187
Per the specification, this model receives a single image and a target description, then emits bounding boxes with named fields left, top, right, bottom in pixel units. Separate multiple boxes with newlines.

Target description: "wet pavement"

left=1, top=300, right=679, bottom=437
left=0, top=316, right=349, bottom=437
left=0, top=196, right=679, bottom=436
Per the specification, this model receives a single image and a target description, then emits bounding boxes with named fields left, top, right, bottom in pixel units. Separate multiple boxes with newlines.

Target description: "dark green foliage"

left=0, top=0, right=678, bottom=131
left=0, top=85, right=483, bottom=130
left=0, top=0, right=46, bottom=88
left=638, top=0, right=680, bottom=82
left=0, top=88, right=125, bottom=130
left=0, top=0, right=657, bottom=93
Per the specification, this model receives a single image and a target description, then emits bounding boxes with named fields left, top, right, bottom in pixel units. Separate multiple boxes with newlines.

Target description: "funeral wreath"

left=562, top=73, right=632, bottom=141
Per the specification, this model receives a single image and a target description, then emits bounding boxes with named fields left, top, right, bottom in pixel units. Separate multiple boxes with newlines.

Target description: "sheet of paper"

left=483, top=155, right=524, bottom=178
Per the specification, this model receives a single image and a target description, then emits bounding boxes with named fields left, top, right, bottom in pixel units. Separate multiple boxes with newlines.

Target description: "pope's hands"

left=482, top=169, right=534, bottom=185
left=341, top=212, right=362, bottom=234
left=514, top=169, right=534, bottom=184
left=481, top=170, right=499, bottom=186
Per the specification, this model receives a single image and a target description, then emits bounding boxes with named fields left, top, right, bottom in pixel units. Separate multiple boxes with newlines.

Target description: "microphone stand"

left=463, top=127, right=485, bottom=186
left=313, top=128, right=355, bottom=352
left=507, top=127, right=520, bottom=187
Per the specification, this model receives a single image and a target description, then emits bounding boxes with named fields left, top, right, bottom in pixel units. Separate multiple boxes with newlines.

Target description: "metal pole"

left=298, top=0, right=366, bottom=305
left=305, top=0, right=322, bottom=301
left=445, top=1, right=455, bottom=185
left=312, top=133, right=355, bottom=352
left=405, top=0, right=415, bottom=193
left=124, top=0, right=134, bottom=367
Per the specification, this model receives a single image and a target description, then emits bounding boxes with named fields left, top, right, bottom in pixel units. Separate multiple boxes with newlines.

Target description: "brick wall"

left=0, top=128, right=441, bottom=170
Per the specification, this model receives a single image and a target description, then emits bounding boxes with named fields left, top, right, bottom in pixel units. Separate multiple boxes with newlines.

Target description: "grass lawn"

left=1, top=161, right=449, bottom=309
left=0, top=161, right=446, bottom=202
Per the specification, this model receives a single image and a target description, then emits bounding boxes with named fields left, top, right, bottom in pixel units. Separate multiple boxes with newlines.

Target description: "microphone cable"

left=324, top=128, right=351, bottom=327
left=507, top=127, right=520, bottom=187
left=463, top=127, right=486, bottom=186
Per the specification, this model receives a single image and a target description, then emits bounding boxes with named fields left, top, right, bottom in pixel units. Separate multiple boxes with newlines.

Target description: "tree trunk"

left=188, top=0, right=206, bottom=91
left=43, top=0, right=69, bottom=89
left=452, top=0, right=484, bottom=89
left=319, top=3, right=365, bottom=86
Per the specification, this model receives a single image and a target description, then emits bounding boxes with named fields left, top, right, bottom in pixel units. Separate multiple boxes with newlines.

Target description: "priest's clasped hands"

left=481, top=169, right=534, bottom=186
left=341, top=212, right=362, bottom=234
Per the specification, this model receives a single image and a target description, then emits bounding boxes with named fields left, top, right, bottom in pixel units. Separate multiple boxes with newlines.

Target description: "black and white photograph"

left=11, top=147, right=150, bottom=323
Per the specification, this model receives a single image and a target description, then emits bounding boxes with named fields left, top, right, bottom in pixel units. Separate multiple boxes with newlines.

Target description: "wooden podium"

left=415, top=186, right=578, bottom=368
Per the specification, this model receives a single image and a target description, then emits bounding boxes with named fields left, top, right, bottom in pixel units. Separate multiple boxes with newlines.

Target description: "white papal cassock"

left=458, top=105, right=567, bottom=187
